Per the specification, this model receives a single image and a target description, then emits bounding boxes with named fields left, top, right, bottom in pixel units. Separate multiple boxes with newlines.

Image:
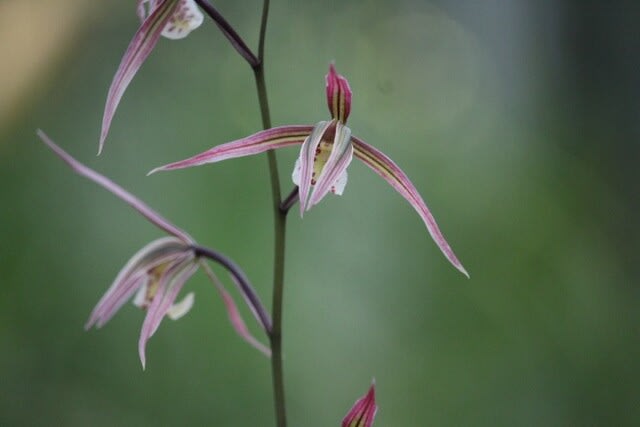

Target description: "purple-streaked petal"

left=342, top=382, right=378, bottom=427
left=216, top=275, right=271, bottom=357
left=307, top=121, right=353, bottom=208
left=149, top=125, right=314, bottom=174
left=198, top=262, right=271, bottom=356
left=138, top=256, right=198, bottom=368
left=38, top=130, right=193, bottom=243
left=326, top=63, right=352, bottom=124
left=85, top=237, right=189, bottom=329
left=352, top=136, right=469, bottom=277
left=296, top=120, right=334, bottom=215
left=99, top=0, right=181, bottom=153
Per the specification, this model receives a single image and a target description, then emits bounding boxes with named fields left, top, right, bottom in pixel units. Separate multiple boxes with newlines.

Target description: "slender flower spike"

left=342, top=382, right=378, bottom=427
left=100, top=0, right=203, bottom=153
left=151, top=64, right=469, bottom=277
left=37, top=130, right=270, bottom=368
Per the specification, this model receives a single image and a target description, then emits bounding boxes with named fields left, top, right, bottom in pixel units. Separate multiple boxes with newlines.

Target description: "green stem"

left=253, top=1, right=287, bottom=426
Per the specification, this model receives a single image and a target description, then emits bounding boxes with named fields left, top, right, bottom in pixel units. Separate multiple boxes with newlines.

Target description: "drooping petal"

left=342, top=382, right=378, bottom=427
left=352, top=136, right=469, bottom=277
left=198, top=261, right=271, bottom=356
left=307, top=122, right=353, bottom=208
left=85, top=236, right=189, bottom=329
left=216, top=274, right=271, bottom=357
left=326, top=63, right=352, bottom=124
left=138, top=256, right=198, bottom=368
left=296, top=120, right=335, bottom=215
left=149, top=125, right=314, bottom=174
left=99, top=0, right=182, bottom=153
left=38, top=131, right=193, bottom=243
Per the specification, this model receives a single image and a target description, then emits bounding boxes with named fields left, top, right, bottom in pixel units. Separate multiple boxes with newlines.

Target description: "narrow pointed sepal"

left=342, top=382, right=378, bottom=427
left=99, top=0, right=182, bottom=153
left=38, top=130, right=193, bottom=242
left=352, top=136, right=469, bottom=277
left=213, top=272, right=271, bottom=357
left=149, top=125, right=314, bottom=174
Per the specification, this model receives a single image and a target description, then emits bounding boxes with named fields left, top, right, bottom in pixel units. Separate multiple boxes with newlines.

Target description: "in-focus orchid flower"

left=342, top=382, right=378, bottom=427
left=151, top=64, right=469, bottom=277
left=100, top=0, right=204, bottom=153
left=37, top=130, right=270, bottom=368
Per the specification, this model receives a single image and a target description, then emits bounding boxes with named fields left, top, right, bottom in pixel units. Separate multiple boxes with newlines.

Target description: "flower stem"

left=194, top=0, right=259, bottom=67
left=192, top=244, right=272, bottom=332
left=280, top=187, right=299, bottom=214
left=253, top=1, right=288, bottom=426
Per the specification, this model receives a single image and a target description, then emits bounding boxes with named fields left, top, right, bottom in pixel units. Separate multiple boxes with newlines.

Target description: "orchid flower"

left=342, top=382, right=378, bottom=427
left=37, top=130, right=270, bottom=368
left=150, top=64, right=469, bottom=277
left=99, top=0, right=204, bottom=153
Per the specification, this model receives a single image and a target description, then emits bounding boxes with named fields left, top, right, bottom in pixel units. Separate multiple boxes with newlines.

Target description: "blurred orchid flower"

left=342, top=382, right=378, bottom=427
left=151, top=64, right=469, bottom=277
left=100, top=0, right=204, bottom=153
left=37, top=130, right=270, bottom=368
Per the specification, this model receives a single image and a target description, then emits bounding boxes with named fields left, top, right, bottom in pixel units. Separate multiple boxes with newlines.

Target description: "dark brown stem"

left=279, top=187, right=299, bottom=214
left=194, top=0, right=259, bottom=67
left=192, top=244, right=272, bottom=333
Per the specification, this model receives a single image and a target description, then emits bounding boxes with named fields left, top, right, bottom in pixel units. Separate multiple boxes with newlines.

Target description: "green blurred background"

left=1, top=1, right=638, bottom=425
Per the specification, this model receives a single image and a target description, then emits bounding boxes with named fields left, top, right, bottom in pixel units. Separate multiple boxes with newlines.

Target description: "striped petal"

left=99, top=0, right=181, bottom=153
left=138, top=256, right=198, bottom=369
left=215, top=271, right=271, bottom=357
left=149, top=125, right=314, bottom=174
left=296, top=120, right=335, bottom=215
left=352, top=136, right=469, bottom=277
left=38, top=130, right=193, bottom=243
left=307, top=121, right=353, bottom=208
left=342, top=382, right=378, bottom=427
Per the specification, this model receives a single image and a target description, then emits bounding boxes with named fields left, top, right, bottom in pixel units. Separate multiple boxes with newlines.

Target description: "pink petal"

left=38, top=131, right=193, bottom=243
left=148, top=125, right=314, bottom=174
left=138, top=256, right=198, bottom=369
left=99, top=0, right=181, bottom=153
left=342, top=382, right=378, bottom=427
left=214, top=273, right=271, bottom=357
left=296, top=120, right=334, bottom=215
left=352, top=136, right=469, bottom=277
left=326, top=63, right=352, bottom=123
left=307, top=121, right=353, bottom=208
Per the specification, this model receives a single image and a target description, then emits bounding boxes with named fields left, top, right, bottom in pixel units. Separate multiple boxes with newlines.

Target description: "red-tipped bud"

left=326, top=63, right=352, bottom=123
left=342, top=382, right=378, bottom=427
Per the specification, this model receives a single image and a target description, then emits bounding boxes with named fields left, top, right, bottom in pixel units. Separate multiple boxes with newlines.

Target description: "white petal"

left=162, top=0, right=204, bottom=40
left=166, top=292, right=195, bottom=320
left=330, top=169, right=348, bottom=195
left=291, top=158, right=302, bottom=186
left=132, top=279, right=149, bottom=308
